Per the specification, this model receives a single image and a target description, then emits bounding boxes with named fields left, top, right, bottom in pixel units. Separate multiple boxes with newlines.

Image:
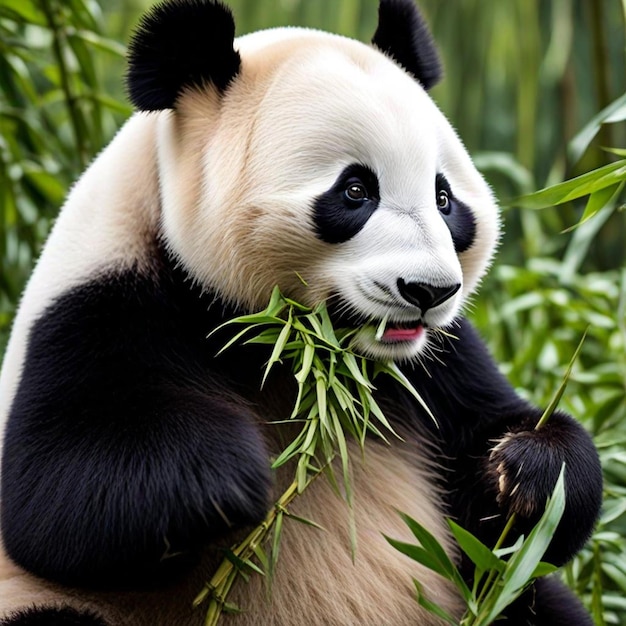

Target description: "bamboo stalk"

left=39, top=0, right=88, bottom=168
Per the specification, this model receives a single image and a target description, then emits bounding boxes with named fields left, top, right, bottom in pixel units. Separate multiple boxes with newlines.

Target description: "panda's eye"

left=437, top=189, right=451, bottom=214
left=345, top=179, right=368, bottom=203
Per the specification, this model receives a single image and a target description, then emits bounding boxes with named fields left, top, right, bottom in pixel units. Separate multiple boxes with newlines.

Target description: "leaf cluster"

left=218, top=286, right=432, bottom=499
left=387, top=467, right=565, bottom=626
left=513, top=151, right=626, bottom=233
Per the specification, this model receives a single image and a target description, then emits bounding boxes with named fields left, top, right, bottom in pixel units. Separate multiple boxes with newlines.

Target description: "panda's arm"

left=403, top=317, right=602, bottom=567
left=0, top=269, right=271, bottom=590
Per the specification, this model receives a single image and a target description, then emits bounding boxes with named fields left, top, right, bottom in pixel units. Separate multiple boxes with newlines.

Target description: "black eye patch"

left=435, top=173, right=476, bottom=253
left=313, top=164, right=380, bottom=244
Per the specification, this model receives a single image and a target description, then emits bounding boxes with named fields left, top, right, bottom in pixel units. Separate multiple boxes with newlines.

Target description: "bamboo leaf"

left=413, top=579, right=459, bottom=625
left=296, top=454, right=309, bottom=493
left=252, top=544, right=269, bottom=572
left=295, top=341, right=315, bottom=384
left=213, top=323, right=267, bottom=355
left=513, top=159, right=626, bottom=209
left=343, top=352, right=373, bottom=388
left=222, top=602, right=244, bottom=614
left=384, top=537, right=452, bottom=579
left=448, top=520, right=505, bottom=575
left=603, top=147, right=626, bottom=157
left=375, top=314, right=389, bottom=341
left=398, top=513, right=460, bottom=582
left=283, top=511, right=326, bottom=531
left=317, top=301, right=340, bottom=347
left=568, top=92, right=626, bottom=163
left=261, top=313, right=292, bottom=386
left=532, top=562, right=558, bottom=577
left=315, top=370, right=328, bottom=426
left=71, top=28, right=126, bottom=57
left=271, top=426, right=308, bottom=468
left=483, top=465, right=567, bottom=622
left=223, top=550, right=265, bottom=577
left=562, top=182, right=623, bottom=233
left=330, top=404, right=352, bottom=503
left=269, top=510, right=284, bottom=584
left=383, top=362, right=438, bottom=427
left=303, top=311, right=326, bottom=338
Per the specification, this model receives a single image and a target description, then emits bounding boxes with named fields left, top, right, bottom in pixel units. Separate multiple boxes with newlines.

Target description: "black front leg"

left=1, top=607, right=108, bottom=626
left=3, top=384, right=271, bottom=589
left=1, top=267, right=271, bottom=590
left=405, top=318, right=602, bottom=567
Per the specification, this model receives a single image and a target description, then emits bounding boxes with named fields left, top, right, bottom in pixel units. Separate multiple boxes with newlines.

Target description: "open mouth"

left=354, top=317, right=428, bottom=361
left=378, top=320, right=424, bottom=344
left=326, top=298, right=428, bottom=359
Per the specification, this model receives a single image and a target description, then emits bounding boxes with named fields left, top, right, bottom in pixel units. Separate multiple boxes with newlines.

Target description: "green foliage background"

left=0, top=0, right=625, bottom=622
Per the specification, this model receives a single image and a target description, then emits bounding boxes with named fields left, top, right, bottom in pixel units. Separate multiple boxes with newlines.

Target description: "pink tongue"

left=381, top=326, right=423, bottom=343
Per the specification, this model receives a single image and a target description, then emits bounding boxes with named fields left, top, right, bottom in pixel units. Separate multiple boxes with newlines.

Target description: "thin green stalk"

left=535, top=328, right=588, bottom=429
left=195, top=478, right=306, bottom=626
left=39, top=0, right=88, bottom=168
left=590, top=542, right=606, bottom=626
left=514, top=0, right=540, bottom=173
left=587, top=0, right=613, bottom=157
left=472, top=515, right=517, bottom=612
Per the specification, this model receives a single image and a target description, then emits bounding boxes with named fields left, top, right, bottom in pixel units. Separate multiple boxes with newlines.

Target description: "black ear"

left=126, top=0, right=241, bottom=111
left=372, top=0, right=442, bottom=90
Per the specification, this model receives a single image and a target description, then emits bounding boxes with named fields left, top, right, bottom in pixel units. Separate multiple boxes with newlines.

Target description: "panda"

left=0, top=0, right=602, bottom=624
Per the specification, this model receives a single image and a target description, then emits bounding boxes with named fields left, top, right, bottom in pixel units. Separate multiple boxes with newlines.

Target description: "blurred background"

left=0, top=0, right=625, bottom=622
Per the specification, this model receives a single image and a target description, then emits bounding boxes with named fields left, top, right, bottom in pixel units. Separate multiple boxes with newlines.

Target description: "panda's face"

left=159, top=30, right=499, bottom=362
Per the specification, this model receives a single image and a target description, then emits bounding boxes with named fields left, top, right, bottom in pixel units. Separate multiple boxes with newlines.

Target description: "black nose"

left=397, top=279, right=461, bottom=313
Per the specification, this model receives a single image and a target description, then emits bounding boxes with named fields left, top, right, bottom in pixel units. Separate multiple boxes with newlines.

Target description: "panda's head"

left=127, top=0, right=499, bottom=362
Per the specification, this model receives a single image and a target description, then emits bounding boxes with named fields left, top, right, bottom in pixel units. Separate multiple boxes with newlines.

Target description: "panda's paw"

left=487, top=427, right=563, bottom=520
left=0, top=607, right=107, bottom=626
left=485, top=413, right=602, bottom=566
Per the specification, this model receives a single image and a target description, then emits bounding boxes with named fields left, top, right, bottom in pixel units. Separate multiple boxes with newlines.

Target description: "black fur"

left=1, top=250, right=271, bottom=589
left=313, top=163, right=380, bottom=244
left=504, top=576, right=594, bottom=625
left=372, top=0, right=442, bottom=90
left=0, top=607, right=107, bottom=626
left=126, top=0, right=241, bottom=111
left=436, top=173, right=476, bottom=252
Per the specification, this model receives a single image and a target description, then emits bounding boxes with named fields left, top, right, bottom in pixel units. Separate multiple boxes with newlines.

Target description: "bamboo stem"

left=587, top=0, right=613, bottom=158
left=39, top=0, right=87, bottom=168
left=197, top=476, right=316, bottom=626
